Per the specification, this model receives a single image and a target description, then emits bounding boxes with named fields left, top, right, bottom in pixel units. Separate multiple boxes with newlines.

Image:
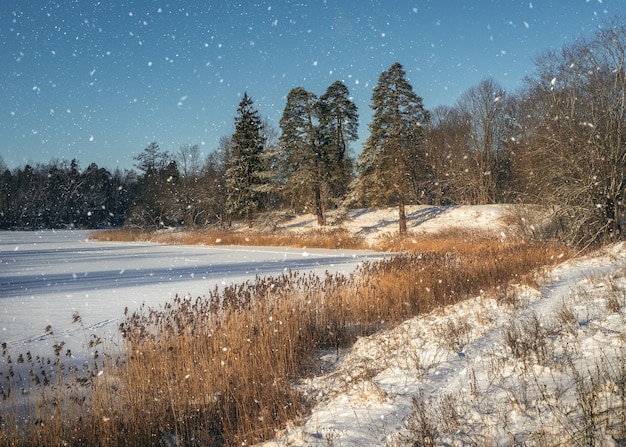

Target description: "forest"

left=1, top=23, right=625, bottom=248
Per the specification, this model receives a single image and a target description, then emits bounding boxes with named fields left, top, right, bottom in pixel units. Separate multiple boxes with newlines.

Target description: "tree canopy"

left=225, top=93, right=267, bottom=221
left=356, top=62, right=429, bottom=233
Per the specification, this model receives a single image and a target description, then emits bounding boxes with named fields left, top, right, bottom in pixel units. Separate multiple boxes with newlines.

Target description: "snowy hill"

left=253, top=207, right=626, bottom=446
left=267, top=204, right=513, bottom=245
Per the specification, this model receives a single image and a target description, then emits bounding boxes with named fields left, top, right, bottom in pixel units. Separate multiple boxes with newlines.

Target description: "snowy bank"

left=260, top=242, right=626, bottom=446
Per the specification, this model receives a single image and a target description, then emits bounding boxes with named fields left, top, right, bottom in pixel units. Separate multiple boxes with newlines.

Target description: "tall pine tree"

left=317, top=81, right=358, bottom=203
left=279, top=87, right=327, bottom=224
left=225, top=93, right=266, bottom=221
left=130, top=142, right=179, bottom=229
left=356, top=62, right=429, bottom=233
left=279, top=83, right=358, bottom=225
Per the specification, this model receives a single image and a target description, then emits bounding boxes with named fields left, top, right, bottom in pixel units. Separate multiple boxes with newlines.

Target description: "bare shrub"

left=504, top=312, right=554, bottom=367
left=604, top=347, right=626, bottom=441
left=567, top=361, right=606, bottom=446
left=555, top=299, right=579, bottom=334
left=403, top=390, right=438, bottom=447
left=494, top=284, right=520, bottom=308
left=435, top=393, right=463, bottom=435
left=519, top=23, right=626, bottom=248
left=605, top=276, right=626, bottom=314
left=433, top=317, right=472, bottom=353
left=501, top=204, right=560, bottom=242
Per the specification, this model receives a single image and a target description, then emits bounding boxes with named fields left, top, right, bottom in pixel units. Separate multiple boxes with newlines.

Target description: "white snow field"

left=0, top=229, right=387, bottom=362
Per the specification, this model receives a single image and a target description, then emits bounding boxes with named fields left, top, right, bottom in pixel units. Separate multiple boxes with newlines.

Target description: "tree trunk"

left=398, top=200, right=407, bottom=234
left=607, top=194, right=623, bottom=240
left=314, top=182, right=326, bottom=226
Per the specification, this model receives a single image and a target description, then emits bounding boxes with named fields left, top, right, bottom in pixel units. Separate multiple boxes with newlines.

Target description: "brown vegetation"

left=0, top=233, right=570, bottom=446
left=91, top=227, right=370, bottom=251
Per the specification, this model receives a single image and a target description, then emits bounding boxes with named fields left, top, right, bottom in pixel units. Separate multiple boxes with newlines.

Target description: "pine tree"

left=134, top=142, right=170, bottom=174
left=225, top=93, right=266, bottom=221
left=356, top=62, right=429, bottom=233
left=317, top=81, right=358, bottom=203
left=279, top=87, right=327, bottom=224
left=278, top=84, right=358, bottom=225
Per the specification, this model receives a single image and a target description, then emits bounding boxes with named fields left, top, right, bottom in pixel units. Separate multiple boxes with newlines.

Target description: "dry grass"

left=1, top=230, right=571, bottom=446
left=90, top=228, right=149, bottom=242
left=91, top=227, right=369, bottom=250
left=375, top=228, right=502, bottom=254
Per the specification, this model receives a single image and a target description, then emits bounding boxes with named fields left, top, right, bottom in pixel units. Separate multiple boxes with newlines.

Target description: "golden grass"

left=1, top=231, right=572, bottom=446
left=91, top=227, right=370, bottom=250
left=90, top=228, right=149, bottom=242
left=376, top=227, right=513, bottom=253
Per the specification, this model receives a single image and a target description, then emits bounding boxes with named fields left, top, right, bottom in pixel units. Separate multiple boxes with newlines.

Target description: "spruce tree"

left=356, top=62, right=429, bottom=233
left=225, top=93, right=266, bottom=222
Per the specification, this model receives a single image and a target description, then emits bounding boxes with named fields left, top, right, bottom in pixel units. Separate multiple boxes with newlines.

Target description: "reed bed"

left=0, top=233, right=570, bottom=446
left=91, top=227, right=369, bottom=250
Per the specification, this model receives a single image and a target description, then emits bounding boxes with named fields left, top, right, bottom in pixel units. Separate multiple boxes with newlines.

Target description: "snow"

left=279, top=204, right=510, bottom=245
left=2, top=206, right=625, bottom=445
left=257, top=241, right=626, bottom=446
left=0, top=229, right=386, bottom=362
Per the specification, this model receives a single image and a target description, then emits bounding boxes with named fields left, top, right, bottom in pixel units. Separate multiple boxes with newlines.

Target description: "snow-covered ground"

left=259, top=243, right=626, bottom=446
left=2, top=206, right=625, bottom=445
left=3, top=205, right=504, bottom=363
left=274, top=204, right=511, bottom=245
left=0, top=229, right=387, bottom=362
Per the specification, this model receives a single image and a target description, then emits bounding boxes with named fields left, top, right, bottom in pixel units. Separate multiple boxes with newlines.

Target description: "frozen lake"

left=0, top=230, right=387, bottom=360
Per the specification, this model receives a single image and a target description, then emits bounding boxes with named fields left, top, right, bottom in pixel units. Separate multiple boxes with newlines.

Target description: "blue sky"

left=1, top=1, right=623, bottom=171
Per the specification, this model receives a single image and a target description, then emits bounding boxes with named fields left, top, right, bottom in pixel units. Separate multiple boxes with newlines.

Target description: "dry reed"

left=1, top=233, right=571, bottom=446
left=91, top=227, right=369, bottom=250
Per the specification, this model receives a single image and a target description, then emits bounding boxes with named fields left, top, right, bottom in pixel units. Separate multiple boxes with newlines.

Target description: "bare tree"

left=177, top=144, right=203, bottom=179
left=519, top=21, right=626, bottom=246
left=457, top=78, right=510, bottom=204
left=425, top=105, right=471, bottom=205
left=176, top=144, right=203, bottom=226
left=197, top=136, right=231, bottom=225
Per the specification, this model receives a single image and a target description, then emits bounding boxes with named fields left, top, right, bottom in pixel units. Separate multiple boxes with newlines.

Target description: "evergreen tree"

left=356, top=62, right=429, bottom=233
left=76, top=163, right=112, bottom=228
left=317, top=81, right=358, bottom=203
left=256, top=118, right=283, bottom=210
left=278, top=83, right=358, bottom=224
left=0, top=157, right=10, bottom=227
left=134, top=142, right=170, bottom=174
left=225, top=93, right=266, bottom=221
left=0, top=160, right=135, bottom=229
left=279, top=87, right=328, bottom=224
left=129, top=142, right=178, bottom=229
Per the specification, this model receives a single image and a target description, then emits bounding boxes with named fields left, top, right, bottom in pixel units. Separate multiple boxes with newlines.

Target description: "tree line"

left=1, top=22, right=624, bottom=247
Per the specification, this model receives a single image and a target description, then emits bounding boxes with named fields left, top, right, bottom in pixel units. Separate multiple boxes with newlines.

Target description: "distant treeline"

left=1, top=22, right=625, bottom=247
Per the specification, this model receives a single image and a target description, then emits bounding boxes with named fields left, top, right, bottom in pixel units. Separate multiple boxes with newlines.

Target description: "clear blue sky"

left=1, top=1, right=623, bottom=171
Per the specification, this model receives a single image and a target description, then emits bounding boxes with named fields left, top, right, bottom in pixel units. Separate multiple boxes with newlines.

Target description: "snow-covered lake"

left=0, top=230, right=387, bottom=360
